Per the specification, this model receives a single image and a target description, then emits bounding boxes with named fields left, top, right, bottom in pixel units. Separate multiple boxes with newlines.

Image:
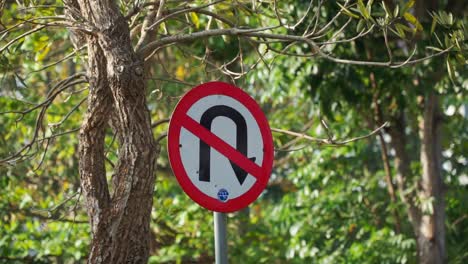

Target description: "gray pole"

left=214, top=212, right=228, bottom=264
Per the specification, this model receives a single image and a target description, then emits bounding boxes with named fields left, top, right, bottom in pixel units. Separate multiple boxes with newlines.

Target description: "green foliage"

left=0, top=0, right=466, bottom=263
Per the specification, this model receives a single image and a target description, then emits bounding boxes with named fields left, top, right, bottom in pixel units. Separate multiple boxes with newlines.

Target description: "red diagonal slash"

left=176, top=114, right=263, bottom=179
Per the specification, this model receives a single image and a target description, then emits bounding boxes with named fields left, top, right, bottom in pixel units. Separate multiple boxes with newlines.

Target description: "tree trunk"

left=389, top=113, right=421, bottom=233
left=417, top=93, right=446, bottom=264
left=389, top=92, right=446, bottom=264
left=369, top=71, right=401, bottom=233
left=67, top=1, right=157, bottom=263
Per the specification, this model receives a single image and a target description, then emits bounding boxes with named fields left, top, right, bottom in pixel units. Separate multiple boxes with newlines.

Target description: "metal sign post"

left=214, top=212, right=228, bottom=264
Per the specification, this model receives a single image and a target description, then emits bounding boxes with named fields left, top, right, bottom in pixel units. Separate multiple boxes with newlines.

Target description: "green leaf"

left=455, top=53, right=466, bottom=65
left=430, top=15, right=437, bottom=34
left=393, top=5, right=399, bottom=18
left=438, top=11, right=454, bottom=26
left=433, top=32, right=443, bottom=46
left=357, top=19, right=365, bottom=32
left=35, top=44, right=51, bottom=62
left=444, top=34, right=450, bottom=47
left=381, top=2, right=391, bottom=18
left=398, top=23, right=414, bottom=32
left=394, top=23, right=406, bottom=38
left=426, top=46, right=444, bottom=52
left=403, top=12, right=423, bottom=31
left=430, top=11, right=455, bottom=28
left=337, top=2, right=360, bottom=19
left=446, top=58, right=454, bottom=83
left=366, top=0, right=374, bottom=15
left=190, top=12, right=200, bottom=29
left=357, top=0, right=370, bottom=19
left=401, top=0, right=415, bottom=14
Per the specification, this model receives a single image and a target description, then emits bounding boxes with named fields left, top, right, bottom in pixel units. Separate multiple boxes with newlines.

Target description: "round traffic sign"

left=168, top=82, right=274, bottom=212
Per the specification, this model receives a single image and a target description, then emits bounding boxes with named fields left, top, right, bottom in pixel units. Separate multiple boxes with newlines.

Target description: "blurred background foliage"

left=0, top=0, right=466, bottom=263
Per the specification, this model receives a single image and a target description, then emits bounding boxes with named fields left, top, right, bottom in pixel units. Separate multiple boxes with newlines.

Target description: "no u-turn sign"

left=168, top=82, right=274, bottom=212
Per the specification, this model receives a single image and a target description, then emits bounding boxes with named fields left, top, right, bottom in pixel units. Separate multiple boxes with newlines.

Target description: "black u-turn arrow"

left=198, top=105, right=255, bottom=185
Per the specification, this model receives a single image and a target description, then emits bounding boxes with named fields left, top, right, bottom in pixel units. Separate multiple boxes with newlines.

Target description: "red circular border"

left=167, top=82, right=274, bottom=213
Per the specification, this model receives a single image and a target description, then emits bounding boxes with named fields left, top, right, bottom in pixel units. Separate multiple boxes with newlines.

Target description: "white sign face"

left=179, top=95, right=264, bottom=200
left=167, top=82, right=274, bottom=212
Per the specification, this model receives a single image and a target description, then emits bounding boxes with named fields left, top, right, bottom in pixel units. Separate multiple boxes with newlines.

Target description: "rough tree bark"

left=66, top=1, right=157, bottom=263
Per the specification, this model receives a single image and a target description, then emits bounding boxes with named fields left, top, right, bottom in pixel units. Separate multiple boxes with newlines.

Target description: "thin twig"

left=271, top=122, right=388, bottom=146
left=139, top=27, right=453, bottom=67
left=0, top=25, right=46, bottom=53
left=34, top=138, right=50, bottom=171
left=156, top=131, right=168, bottom=143
left=146, top=0, right=226, bottom=32
left=0, top=75, right=86, bottom=164
left=48, top=97, right=87, bottom=128
left=151, top=118, right=170, bottom=128
left=25, top=46, right=85, bottom=77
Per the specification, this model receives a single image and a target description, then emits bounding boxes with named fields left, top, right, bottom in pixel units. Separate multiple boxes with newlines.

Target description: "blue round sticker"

left=217, top=189, right=229, bottom=202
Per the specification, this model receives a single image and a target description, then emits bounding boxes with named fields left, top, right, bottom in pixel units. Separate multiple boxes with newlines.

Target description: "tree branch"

left=0, top=75, right=87, bottom=165
left=0, top=25, right=46, bottom=53
left=271, top=122, right=388, bottom=147
left=139, top=27, right=453, bottom=67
